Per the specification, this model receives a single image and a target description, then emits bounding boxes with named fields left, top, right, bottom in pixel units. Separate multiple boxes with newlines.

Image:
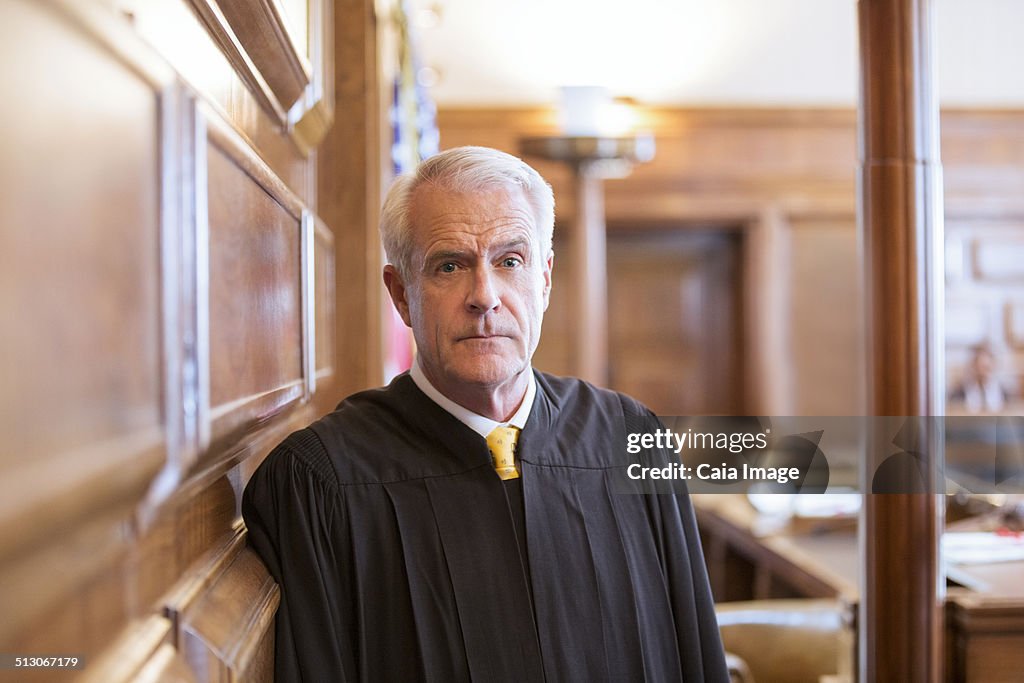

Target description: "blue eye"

left=502, top=257, right=521, bottom=268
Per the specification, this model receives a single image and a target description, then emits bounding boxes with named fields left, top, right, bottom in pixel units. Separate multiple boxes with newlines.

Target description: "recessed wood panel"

left=206, top=138, right=304, bottom=439
left=0, top=0, right=166, bottom=560
left=607, top=230, right=743, bottom=415
left=0, top=0, right=162, bottom=466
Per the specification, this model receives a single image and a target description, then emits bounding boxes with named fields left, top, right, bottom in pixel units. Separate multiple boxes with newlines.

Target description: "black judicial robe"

left=242, top=371, right=728, bottom=683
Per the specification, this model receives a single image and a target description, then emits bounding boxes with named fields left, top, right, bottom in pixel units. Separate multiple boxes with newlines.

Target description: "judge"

left=243, top=146, right=728, bottom=682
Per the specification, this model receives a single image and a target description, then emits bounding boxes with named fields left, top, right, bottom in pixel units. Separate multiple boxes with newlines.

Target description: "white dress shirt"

left=409, top=358, right=536, bottom=438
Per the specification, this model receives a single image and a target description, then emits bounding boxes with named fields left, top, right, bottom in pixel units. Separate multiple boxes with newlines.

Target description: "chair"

left=717, top=599, right=847, bottom=683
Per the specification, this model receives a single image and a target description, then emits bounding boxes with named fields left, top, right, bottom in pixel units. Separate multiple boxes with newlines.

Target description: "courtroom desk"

left=693, top=494, right=1024, bottom=682
left=694, top=494, right=858, bottom=603
left=944, top=513, right=1024, bottom=682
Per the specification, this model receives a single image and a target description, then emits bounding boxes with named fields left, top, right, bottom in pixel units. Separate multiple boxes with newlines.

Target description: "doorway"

left=606, top=226, right=745, bottom=416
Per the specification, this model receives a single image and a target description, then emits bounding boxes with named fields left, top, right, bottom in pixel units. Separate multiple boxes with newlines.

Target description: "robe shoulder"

left=241, top=429, right=342, bottom=569
left=299, top=371, right=664, bottom=482
left=241, top=429, right=352, bottom=681
left=534, top=370, right=652, bottom=418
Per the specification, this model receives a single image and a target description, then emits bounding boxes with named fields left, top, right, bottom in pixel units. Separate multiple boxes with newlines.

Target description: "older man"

left=243, top=146, right=728, bottom=682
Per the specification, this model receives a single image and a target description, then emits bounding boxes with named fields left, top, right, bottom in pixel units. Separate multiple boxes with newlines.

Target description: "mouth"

left=458, top=333, right=509, bottom=342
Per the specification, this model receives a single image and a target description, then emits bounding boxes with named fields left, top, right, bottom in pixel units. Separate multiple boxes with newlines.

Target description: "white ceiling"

left=411, top=0, right=1024, bottom=106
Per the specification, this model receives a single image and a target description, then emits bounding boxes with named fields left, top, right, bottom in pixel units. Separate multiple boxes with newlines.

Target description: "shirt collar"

left=410, top=357, right=536, bottom=439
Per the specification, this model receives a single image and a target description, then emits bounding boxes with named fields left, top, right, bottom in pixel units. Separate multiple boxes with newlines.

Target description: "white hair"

left=380, top=146, right=555, bottom=278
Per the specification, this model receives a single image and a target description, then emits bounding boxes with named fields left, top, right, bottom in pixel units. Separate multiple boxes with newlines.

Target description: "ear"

left=383, top=265, right=413, bottom=327
left=541, top=250, right=554, bottom=311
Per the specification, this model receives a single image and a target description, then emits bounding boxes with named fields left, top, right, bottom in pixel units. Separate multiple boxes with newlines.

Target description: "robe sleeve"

left=629, top=397, right=730, bottom=683
left=242, top=428, right=353, bottom=682
left=660, top=469, right=730, bottom=682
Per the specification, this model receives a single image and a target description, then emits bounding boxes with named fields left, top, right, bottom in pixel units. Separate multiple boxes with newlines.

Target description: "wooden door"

left=607, top=228, right=745, bottom=415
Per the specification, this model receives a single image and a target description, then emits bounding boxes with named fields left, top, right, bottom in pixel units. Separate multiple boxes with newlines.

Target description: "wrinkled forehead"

left=408, top=182, right=541, bottom=245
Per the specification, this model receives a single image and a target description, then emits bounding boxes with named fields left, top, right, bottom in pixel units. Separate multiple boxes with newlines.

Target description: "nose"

left=466, top=266, right=501, bottom=314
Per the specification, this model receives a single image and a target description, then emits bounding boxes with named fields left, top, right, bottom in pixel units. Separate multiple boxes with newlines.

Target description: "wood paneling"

left=169, top=532, right=279, bottom=683
left=206, top=124, right=304, bottom=442
left=441, top=106, right=858, bottom=415
left=0, top=0, right=164, bottom=505
left=607, top=230, right=743, bottom=415
left=0, top=0, right=340, bottom=679
left=0, top=2, right=172, bottom=658
left=121, top=0, right=314, bottom=203
left=785, top=219, right=863, bottom=416
left=949, top=600, right=1024, bottom=683
left=79, top=616, right=195, bottom=683
left=289, top=0, right=335, bottom=155
left=439, top=105, right=1024, bottom=418
left=315, top=0, right=385, bottom=411
left=213, top=0, right=311, bottom=112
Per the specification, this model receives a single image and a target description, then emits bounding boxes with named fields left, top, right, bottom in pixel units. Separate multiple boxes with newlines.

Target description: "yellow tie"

left=486, top=426, right=520, bottom=480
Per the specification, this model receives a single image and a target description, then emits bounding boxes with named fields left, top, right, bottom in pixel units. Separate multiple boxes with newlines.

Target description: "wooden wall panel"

left=1, top=0, right=343, bottom=679
left=785, top=219, right=864, bottom=416
left=606, top=230, right=744, bottom=415
left=315, top=0, right=385, bottom=411
left=206, top=136, right=304, bottom=441
left=122, top=0, right=314, bottom=205
left=170, top=534, right=279, bottom=683
left=0, top=0, right=165, bottom=519
left=948, top=598, right=1024, bottom=683
left=531, top=232, right=572, bottom=377
left=0, top=2, right=173, bottom=660
left=79, top=615, right=195, bottom=683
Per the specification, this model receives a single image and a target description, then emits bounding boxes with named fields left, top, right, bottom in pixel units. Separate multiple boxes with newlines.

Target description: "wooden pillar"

left=858, top=1, right=945, bottom=681
left=318, top=0, right=384, bottom=410
left=571, top=162, right=609, bottom=386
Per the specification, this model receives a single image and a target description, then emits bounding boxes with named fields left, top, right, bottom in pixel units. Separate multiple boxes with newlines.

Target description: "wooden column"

left=572, top=162, right=609, bottom=385
left=318, top=0, right=384, bottom=409
left=858, top=1, right=945, bottom=681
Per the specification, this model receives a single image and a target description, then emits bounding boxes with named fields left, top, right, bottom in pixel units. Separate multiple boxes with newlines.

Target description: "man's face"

left=384, top=184, right=552, bottom=401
